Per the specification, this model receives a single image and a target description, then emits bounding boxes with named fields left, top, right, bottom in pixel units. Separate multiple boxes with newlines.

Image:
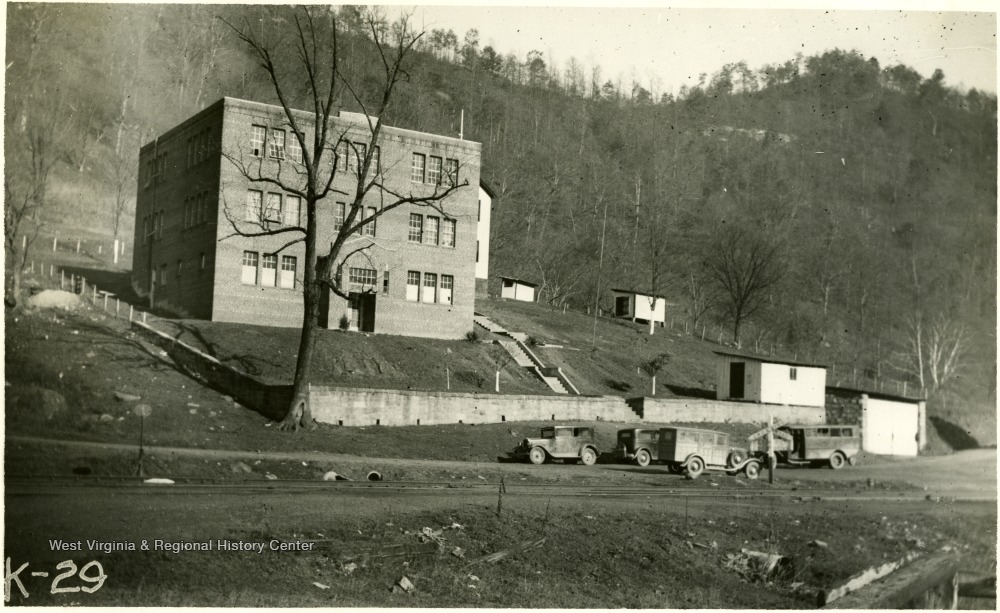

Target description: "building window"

left=241, top=251, right=258, bottom=285
left=476, top=240, right=479, bottom=262
left=441, top=275, right=454, bottom=305
left=422, top=272, right=437, bottom=303
left=200, top=253, right=207, bottom=270
left=284, top=195, right=301, bottom=226
left=268, top=129, right=285, bottom=159
left=424, top=216, right=440, bottom=245
left=441, top=219, right=456, bottom=248
left=370, top=146, right=380, bottom=176
left=427, top=156, right=442, bottom=185
left=789, top=367, right=798, bottom=381
left=245, top=190, right=263, bottom=223
left=250, top=125, right=266, bottom=157
left=353, top=142, right=367, bottom=172
left=176, top=259, right=183, bottom=281
left=445, top=158, right=459, bottom=186
left=406, top=271, right=420, bottom=302
left=261, top=254, right=278, bottom=287
left=349, top=267, right=377, bottom=286
left=411, top=153, right=425, bottom=183
left=408, top=213, right=423, bottom=242
left=336, top=140, right=348, bottom=171
left=264, top=193, right=282, bottom=222
left=159, top=264, right=167, bottom=287
left=287, top=133, right=303, bottom=164
left=382, top=271, right=389, bottom=294
left=364, top=206, right=377, bottom=237
left=280, top=256, right=296, bottom=289
left=334, top=202, right=346, bottom=232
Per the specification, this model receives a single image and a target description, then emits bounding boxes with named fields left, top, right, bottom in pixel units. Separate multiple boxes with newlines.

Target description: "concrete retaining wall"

left=131, top=321, right=290, bottom=420
left=308, top=385, right=636, bottom=426
left=636, top=397, right=827, bottom=425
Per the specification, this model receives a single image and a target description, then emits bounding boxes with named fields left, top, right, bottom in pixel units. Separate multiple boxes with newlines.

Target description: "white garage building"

left=715, top=351, right=827, bottom=408
left=826, top=386, right=926, bottom=456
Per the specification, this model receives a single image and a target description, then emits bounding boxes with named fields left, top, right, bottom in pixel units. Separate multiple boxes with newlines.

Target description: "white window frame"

left=441, top=218, right=456, bottom=248
left=363, top=206, right=377, bottom=237
left=261, top=254, right=278, bottom=287
left=427, top=156, right=442, bottom=185
left=264, top=193, right=282, bottom=223
left=280, top=256, right=297, bottom=288
left=334, top=202, right=346, bottom=232
left=284, top=195, right=301, bottom=226
left=445, top=158, right=459, bottom=186
left=268, top=128, right=285, bottom=159
left=441, top=274, right=454, bottom=305
left=411, top=153, right=426, bottom=183
left=406, top=271, right=420, bottom=302
left=408, top=213, right=423, bottom=243
left=245, top=190, right=263, bottom=223
left=424, top=216, right=440, bottom=245
left=250, top=125, right=266, bottom=157
left=336, top=140, right=349, bottom=171
left=422, top=272, right=438, bottom=303
left=287, top=133, right=303, bottom=163
left=241, top=251, right=258, bottom=285
left=348, top=267, right=377, bottom=287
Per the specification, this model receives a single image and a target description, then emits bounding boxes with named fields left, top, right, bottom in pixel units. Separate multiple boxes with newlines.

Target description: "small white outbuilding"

left=499, top=277, right=538, bottom=302
left=611, top=289, right=667, bottom=326
left=715, top=350, right=827, bottom=408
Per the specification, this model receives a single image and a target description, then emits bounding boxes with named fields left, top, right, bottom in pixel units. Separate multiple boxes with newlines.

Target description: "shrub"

left=527, top=335, right=542, bottom=346
left=465, top=329, right=480, bottom=342
left=338, top=315, right=350, bottom=331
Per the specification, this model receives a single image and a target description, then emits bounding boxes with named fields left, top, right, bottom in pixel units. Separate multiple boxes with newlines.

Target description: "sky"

left=380, top=1, right=997, bottom=96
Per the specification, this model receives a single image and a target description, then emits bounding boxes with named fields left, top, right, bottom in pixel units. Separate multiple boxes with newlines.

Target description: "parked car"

left=511, top=426, right=599, bottom=466
left=656, top=426, right=761, bottom=479
left=613, top=428, right=661, bottom=466
left=774, top=424, right=861, bottom=469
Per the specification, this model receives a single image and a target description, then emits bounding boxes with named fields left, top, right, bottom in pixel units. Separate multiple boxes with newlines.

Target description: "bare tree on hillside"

left=705, top=227, right=785, bottom=343
left=108, top=136, right=137, bottom=250
left=5, top=115, right=59, bottom=307
left=222, top=8, right=468, bottom=431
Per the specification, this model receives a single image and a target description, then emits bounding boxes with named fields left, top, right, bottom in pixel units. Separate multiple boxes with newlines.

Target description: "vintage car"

left=656, top=426, right=761, bottom=479
left=511, top=426, right=599, bottom=466
left=613, top=428, right=662, bottom=466
left=775, top=424, right=861, bottom=469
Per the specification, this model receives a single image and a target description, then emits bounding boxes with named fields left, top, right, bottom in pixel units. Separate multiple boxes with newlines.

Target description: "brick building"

left=131, top=97, right=482, bottom=339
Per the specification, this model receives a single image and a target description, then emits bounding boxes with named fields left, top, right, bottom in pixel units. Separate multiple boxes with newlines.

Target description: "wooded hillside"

left=5, top=4, right=996, bottom=426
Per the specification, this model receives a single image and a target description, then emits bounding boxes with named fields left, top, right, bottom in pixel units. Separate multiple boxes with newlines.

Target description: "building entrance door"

left=348, top=292, right=376, bottom=332
left=729, top=362, right=745, bottom=399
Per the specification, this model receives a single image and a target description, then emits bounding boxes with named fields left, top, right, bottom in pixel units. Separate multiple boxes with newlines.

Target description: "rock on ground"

left=27, top=290, right=81, bottom=310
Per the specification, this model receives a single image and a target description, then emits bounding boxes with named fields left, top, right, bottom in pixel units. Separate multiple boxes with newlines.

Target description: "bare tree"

left=705, top=227, right=785, bottom=342
left=926, top=315, right=966, bottom=390
left=108, top=136, right=137, bottom=250
left=5, top=117, right=58, bottom=306
left=222, top=8, right=468, bottom=431
left=489, top=343, right=514, bottom=393
left=642, top=352, right=670, bottom=396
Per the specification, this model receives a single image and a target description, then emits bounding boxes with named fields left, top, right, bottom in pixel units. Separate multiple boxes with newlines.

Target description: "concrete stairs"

left=477, top=312, right=581, bottom=395
left=497, top=340, right=535, bottom=368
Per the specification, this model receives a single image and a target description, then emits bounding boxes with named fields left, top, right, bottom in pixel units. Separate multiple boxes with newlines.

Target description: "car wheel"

left=635, top=449, right=651, bottom=467
left=744, top=460, right=760, bottom=480
left=529, top=447, right=546, bottom=465
left=686, top=457, right=705, bottom=478
left=667, top=463, right=682, bottom=474
left=829, top=451, right=846, bottom=470
left=727, top=449, right=747, bottom=468
left=580, top=447, right=597, bottom=466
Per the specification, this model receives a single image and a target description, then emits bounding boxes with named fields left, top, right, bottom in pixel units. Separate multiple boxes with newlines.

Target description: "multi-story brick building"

left=131, top=97, right=482, bottom=339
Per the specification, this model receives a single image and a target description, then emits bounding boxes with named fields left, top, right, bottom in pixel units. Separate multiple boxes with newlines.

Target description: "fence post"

left=701, top=325, right=706, bottom=340
left=30, top=261, right=34, bottom=273
left=22, top=236, right=27, bottom=250
left=52, top=236, right=57, bottom=252
left=103, top=293, right=108, bottom=311
left=142, top=311, right=147, bottom=324
left=92, top=285, right=97, bottom=303
left=129, top=305, right=133, bottom=322
left=60, top=270, right=65, bottom=290
left=116, top=298, right=120, bottom=317
left=49, top=264, right=53, bottom=277
left=113, top=239, right=120, bottom=265
left=76, top=239, right=80, bottom=254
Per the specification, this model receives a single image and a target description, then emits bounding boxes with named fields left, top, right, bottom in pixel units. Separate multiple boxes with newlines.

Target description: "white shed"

left=476, top=181, right=495, bottom=282
left=827, top=387, right=926, bottom=457
left=715, top=351, right=827, bottom=408
left=611, top=289, right=667, bottom=326
left=499, top=277, right=537, bottom=302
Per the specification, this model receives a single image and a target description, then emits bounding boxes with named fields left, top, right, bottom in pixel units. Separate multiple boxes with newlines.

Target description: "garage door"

left=863, top=398, right=919, bottom=456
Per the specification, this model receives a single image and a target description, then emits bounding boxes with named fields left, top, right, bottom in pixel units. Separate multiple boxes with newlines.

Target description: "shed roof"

left=479, top=179, right=498, bottom=199
left=825, top=385, right=926, bottom=403
left=611, top=288, right=667, bottom=300
left=499, top=276, right=539, bottom=287
left=713, top=350, right=827, bottom=369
